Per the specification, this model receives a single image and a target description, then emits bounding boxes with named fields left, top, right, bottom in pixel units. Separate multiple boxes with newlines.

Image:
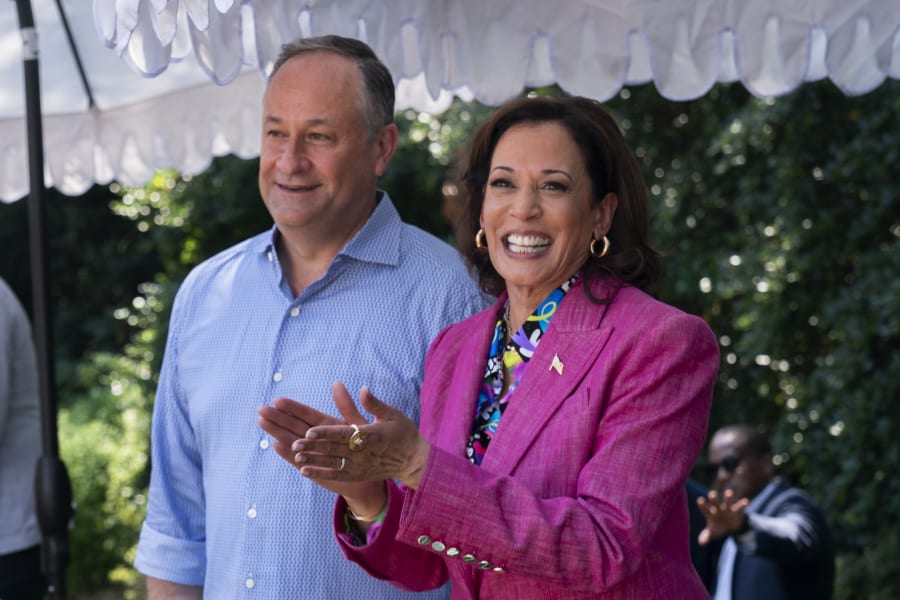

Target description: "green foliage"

left=606, top=80, right=900, bottom=594
left=60, top=350, right=153, bottom=596
left=383, top=102, right=494, bottom=242
left=834, top=528, right=900, bottom=600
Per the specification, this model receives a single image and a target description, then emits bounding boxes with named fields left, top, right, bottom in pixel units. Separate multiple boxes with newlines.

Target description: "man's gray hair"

left=270, top=35, right=395, bottom=140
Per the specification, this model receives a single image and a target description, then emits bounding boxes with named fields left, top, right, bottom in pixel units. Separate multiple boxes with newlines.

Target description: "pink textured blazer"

left=335, top=277, right=719, bottom=599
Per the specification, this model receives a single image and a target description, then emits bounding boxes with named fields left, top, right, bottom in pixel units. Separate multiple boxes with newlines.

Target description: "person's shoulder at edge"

left=0, top=278, right=32, bottom=343
left=0, top=276, right=21, bottom=312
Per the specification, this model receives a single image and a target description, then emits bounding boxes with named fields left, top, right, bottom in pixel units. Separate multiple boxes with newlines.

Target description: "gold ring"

left=348, top=424, right=366, bottom=452
left=339, top=456, right=347, bottom=471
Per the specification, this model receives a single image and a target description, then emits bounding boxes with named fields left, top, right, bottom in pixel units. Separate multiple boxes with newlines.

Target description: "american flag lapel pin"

left=550, top=353, right=564, bottom=375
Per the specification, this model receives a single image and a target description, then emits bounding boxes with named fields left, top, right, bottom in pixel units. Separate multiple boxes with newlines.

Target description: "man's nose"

left=276, top=138, right=312, bottom=173
left=714, top=465, right=733, bottom=486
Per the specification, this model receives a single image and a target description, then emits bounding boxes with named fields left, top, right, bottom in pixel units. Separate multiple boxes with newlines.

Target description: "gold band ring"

left=348, top=424, right=366, bottom=452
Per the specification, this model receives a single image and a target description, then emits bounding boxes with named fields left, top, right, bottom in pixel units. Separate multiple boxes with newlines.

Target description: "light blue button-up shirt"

left=135, top=195, right=489, bottom=598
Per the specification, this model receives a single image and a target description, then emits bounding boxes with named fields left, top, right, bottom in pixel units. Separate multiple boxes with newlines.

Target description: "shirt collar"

left=338, top=190, right=402, bottom=267
left=252, top=190, right=403, bottom=268
left=747, top=477, right=782, bottom=511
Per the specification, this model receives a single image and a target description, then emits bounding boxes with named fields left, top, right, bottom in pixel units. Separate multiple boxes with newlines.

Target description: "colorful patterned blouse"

left=466, top=274, right=579, bottom=465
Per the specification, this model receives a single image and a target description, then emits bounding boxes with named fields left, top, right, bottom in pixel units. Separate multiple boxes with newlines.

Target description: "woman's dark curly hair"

left=456, top=95, right=661, bottom=300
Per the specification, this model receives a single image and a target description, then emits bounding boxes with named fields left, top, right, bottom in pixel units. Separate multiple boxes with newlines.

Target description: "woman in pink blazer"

left=259, top=96, right=719, bottom=598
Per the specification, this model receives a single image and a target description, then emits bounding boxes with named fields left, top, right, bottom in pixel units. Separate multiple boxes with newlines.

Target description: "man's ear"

left=374, top=123, right=399, bottom=177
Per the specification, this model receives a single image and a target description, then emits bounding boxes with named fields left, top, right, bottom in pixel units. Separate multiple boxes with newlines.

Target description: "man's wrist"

left=734, top=512, right=751, bottom=535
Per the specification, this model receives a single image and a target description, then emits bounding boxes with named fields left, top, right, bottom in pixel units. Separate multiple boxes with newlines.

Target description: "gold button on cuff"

left=431, top=541, right=446, bottom=552
left=462, top=554, right=476, bottom=563
left=417, top=535, right=432, bottom=545
left=446, top=547, right=460, bottom=557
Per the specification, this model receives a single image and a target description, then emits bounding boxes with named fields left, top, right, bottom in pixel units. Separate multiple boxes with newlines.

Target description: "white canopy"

left=2, top=0, right=899, bottom=202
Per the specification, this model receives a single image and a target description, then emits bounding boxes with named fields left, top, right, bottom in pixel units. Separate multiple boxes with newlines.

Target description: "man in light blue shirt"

left=134, top=35, right=487, bottom=599
left=0, top=277, right=45, bottom=599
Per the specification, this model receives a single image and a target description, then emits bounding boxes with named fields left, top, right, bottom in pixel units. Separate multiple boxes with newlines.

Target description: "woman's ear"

left=593, top=192, right=618, bottom=237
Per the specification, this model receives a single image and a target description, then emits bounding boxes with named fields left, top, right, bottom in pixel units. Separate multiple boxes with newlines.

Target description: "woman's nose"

left=508, top=188, right=542, bottom=219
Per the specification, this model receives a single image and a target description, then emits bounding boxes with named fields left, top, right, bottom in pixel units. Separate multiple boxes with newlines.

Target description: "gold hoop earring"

left=590, top=235, right=610, bottom=258
left=475, top=228, right=487, bottom=249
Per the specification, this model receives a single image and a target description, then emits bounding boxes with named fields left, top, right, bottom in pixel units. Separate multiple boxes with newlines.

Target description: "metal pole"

left=13, top=1, right=74, bottom=598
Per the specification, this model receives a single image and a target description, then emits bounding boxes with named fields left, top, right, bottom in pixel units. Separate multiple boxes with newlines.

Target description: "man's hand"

left=257, top=390, right=379, bottom=502
left=696, top=489, right=750, bottom=545
left=290, top=382, right=431, bottom=491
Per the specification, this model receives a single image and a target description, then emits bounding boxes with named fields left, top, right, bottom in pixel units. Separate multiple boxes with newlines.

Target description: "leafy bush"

left=60, top=351, right=153, bottom=597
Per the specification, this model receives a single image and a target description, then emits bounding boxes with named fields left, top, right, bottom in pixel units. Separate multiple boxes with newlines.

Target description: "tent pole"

left=13, top=1, right=74, bottom=599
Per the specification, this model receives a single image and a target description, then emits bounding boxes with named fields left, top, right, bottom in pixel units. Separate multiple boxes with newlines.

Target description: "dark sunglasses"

left=702, top=455, right=743, bottom=478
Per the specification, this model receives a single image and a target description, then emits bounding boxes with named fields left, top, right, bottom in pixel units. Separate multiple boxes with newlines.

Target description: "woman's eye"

left=488, top=178, right=512, bottom=188
left=543, top=181, right=569, bottom=192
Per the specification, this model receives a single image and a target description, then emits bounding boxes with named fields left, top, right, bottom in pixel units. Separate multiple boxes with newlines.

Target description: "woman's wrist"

left=344, top=482, right=388, bottom=523
left=346, top=495, right=388, bottom=523
left=399, top=436, right=431, bottom=490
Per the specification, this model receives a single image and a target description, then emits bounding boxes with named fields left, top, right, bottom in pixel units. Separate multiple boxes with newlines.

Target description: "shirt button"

left=247, top=507, right=257, bottom=519
left=431, top=541, right=446, bottom=552
left=259, top=439, right=269, bottom=449
left=266, top=251, right=273, bottom=262
left=478, top=560, right=491, bottom=569
left=273, top=372, right=283, bottom=382
left=245, top=578, right=255, bottom=589
left=493, top=567, right=505, bottom=573
left=290, top=307, right=300, bottom=317
left=446, top=547, right=460, bottom=557
left=417, top=535, right=432, bottom=545
left=462, top=554, right=476, bottom=563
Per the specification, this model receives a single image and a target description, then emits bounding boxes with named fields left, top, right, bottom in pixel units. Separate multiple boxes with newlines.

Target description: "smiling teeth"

left=506, top=234, right=551, bottom=254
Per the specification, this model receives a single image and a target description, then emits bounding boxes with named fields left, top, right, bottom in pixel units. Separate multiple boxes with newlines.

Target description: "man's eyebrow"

left=263, top=116, right=331, bottom=127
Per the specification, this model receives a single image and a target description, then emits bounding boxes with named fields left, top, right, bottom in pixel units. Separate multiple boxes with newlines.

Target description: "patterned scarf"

left=466, top=275, right=578, bottom=465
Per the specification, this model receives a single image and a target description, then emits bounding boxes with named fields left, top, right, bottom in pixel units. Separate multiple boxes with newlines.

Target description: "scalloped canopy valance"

left=2, top=0, right=899, bottom=201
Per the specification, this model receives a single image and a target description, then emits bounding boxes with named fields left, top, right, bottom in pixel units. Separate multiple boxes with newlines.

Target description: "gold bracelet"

left=347, top=496, right=388, bottom=523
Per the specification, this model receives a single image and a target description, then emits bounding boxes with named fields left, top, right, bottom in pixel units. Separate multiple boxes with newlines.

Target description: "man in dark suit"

left=696, top=424, right=835, bottom=600
left=686, top=478, right=717, bottom=592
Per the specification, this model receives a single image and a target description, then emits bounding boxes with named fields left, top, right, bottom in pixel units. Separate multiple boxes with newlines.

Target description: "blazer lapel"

left=480, top=284, right=615, bottom=475
left=427, top=299, right=504, bottom=457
